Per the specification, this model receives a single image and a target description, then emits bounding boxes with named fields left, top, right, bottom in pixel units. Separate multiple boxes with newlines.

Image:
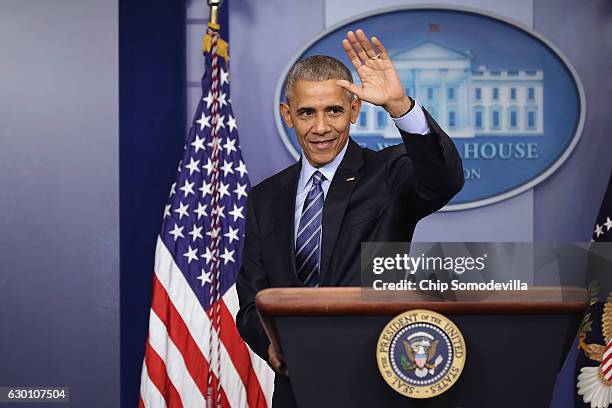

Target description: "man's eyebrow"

left=295, top=105, right=344, bottom=114
left=296, top=107, right=315, bottom=114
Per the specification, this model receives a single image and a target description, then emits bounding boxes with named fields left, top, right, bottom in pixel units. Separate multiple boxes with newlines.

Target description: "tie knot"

left=311, top=171, right=324, bottom=186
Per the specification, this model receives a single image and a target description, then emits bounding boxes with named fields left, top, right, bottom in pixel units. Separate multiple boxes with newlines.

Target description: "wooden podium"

left=256, top=287, right=588, bottom=408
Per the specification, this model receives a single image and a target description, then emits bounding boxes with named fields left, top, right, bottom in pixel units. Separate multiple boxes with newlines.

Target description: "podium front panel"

left=276, top=313, right=578, bottom=408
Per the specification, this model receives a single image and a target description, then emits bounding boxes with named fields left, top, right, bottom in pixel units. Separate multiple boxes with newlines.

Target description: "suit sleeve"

left=387, top=107, right=464, bottom=220
left=236, top=191, right=271, bottom=361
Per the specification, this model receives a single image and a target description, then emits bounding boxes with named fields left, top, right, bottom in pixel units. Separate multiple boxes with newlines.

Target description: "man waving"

left=237, top=29, right=464, bottom=407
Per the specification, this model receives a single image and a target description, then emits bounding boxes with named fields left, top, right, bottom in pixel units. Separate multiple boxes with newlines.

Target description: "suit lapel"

left=319, top=139, right=364, bottom=285
left=272, top=161, right=300, bottom=279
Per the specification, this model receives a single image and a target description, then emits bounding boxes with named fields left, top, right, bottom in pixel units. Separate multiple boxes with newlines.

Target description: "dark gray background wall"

left=0, top=0, right=119, bottom=407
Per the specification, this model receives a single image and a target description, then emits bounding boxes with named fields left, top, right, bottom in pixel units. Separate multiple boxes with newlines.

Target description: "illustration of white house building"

left=351, top=40, right=544, bottom=138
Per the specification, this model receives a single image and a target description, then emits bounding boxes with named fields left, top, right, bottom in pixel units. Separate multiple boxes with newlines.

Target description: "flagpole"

left=205, top=3, right=224, bottom=408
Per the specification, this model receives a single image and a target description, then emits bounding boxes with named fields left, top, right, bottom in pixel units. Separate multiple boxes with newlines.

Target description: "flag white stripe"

left=155, top=236, right=246, bottom=408
left=602, top=355, right=612, bottom=373
left=223, top=287, right=275, bottom=406
left=148, top=311, right=205, bottom=407
left=140, top=362, right=167, bottom=408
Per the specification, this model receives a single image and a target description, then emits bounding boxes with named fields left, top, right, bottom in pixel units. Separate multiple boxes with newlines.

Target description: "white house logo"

left=274, top=7, right=585, bottom=210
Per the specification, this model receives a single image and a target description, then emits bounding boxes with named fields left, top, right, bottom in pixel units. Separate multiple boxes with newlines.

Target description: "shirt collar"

left=298, top=139, right=349, bottom=192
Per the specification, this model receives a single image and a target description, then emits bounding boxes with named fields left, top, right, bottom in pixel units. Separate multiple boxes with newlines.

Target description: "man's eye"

left=300, top=111, right=314, bottom=117
left=329, top=108, right=343, bottom=114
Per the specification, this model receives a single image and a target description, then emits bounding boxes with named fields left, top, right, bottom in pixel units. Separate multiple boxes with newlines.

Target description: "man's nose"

left=313, top=115, right=331, bottom=134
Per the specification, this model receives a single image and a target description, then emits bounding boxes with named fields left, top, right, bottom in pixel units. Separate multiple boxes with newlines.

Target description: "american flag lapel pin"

left=346, top=176, right=355, bottom=182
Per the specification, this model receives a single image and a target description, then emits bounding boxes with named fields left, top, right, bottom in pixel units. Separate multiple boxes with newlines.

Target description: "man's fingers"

left=271, top=355, right=288, bottom=376
left=336, top=80, right=362, bottom=99
left=268, top=344, right=288, bottom=375
left=355, top=29, right=378, bottom=58
left=371, top=36, right=390, bottom=60
left=342, top=39, right=361, bottom=70
left=347, top=30, right=369, bottom=64
left=271, top=355, right=281, bottom=369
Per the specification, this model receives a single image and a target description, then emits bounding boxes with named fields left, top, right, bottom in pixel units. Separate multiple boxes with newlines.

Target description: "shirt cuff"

left=391, top=99, right=430, bottom=135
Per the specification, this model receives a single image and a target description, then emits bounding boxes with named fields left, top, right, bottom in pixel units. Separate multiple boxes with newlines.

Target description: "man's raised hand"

left=337, top=29, right=412, bottom=118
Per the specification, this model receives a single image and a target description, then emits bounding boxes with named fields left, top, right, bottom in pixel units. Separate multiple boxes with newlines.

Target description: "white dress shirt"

left=294, top=100, right=430, bottom=244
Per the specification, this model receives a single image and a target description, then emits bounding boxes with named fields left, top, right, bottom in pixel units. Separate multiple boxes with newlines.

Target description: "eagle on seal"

left=403, top=339, right=439, bottom=369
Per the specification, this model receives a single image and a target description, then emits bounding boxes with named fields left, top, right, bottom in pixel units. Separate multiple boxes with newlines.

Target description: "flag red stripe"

left=151, top=273, right=231, bottom=407
left=602, top=347, right=612, bottom=367
left=215, top=299, right=269, bottom=408
left=144, top=339, right=183, bottom=408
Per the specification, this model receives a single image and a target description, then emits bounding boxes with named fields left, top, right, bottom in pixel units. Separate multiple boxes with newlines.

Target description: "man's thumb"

left=336, top=80, right=361, bottom=98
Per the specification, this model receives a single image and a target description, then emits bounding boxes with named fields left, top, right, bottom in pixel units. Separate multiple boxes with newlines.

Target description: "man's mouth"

left=308, top=138, right=336, bottom=151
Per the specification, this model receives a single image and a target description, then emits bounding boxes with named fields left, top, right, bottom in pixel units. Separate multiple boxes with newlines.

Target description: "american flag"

left=139, top=25, right=273, bottom=408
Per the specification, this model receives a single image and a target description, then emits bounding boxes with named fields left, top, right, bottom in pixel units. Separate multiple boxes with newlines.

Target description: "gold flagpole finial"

left=203, top=0, right=229, bottom=61
left=208, top=0, right=223, bottom=27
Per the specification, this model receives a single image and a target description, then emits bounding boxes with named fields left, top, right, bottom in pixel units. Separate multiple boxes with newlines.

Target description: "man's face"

left=280, top=79, right=361, bottom=167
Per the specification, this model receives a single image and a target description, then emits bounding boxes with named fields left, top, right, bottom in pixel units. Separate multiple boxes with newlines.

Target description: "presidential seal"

left=376, top=309, right=466, bottom=398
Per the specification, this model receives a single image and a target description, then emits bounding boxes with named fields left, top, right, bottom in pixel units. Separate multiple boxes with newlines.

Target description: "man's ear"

left=280, top=103, right=294, bottom=129
left=349, top=97, right=362, bottom=124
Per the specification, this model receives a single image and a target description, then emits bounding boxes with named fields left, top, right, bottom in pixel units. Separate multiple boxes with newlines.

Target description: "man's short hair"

left=284, top=55, right=355, bottom=103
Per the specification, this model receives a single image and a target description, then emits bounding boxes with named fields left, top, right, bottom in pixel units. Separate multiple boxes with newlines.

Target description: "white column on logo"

left=412, top=68, right=419, bottom=102
left=440, top=68, right=447, bottom=129
left=465, top=68, right=471, bottom=128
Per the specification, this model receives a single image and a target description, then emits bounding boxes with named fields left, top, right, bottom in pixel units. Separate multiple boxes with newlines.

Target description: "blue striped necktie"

left=296, top=170, right=325, bottom=287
